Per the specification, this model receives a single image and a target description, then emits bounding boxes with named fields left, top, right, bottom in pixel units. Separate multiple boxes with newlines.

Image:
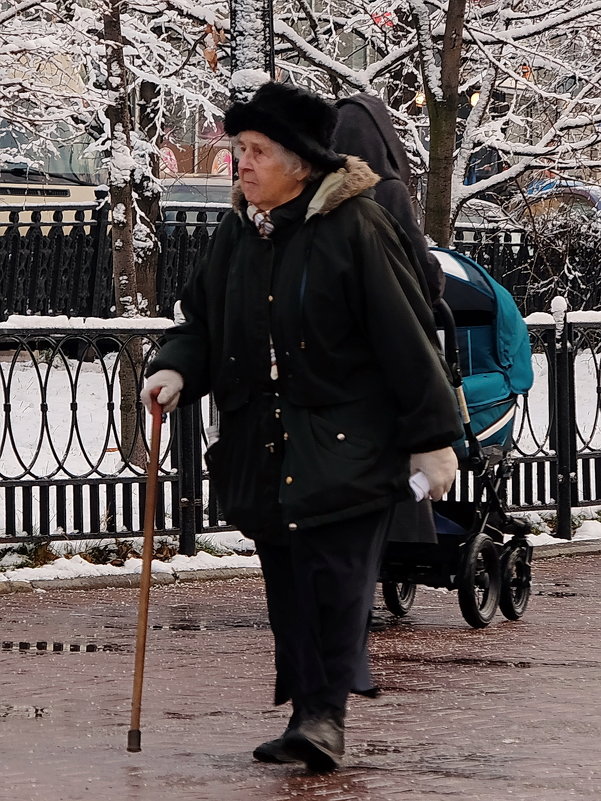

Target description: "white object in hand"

left=409, top=470, right=431, bottom=502
left=409, top=446, right=458, bottom=501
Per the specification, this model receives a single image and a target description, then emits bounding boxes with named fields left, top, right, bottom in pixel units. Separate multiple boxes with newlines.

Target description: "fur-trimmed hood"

left=231, top=156, right=380, bottom=219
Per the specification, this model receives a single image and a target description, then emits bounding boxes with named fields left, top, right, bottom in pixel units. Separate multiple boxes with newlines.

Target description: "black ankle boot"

left=281, top=705, right=345, bottom=772
left=253, top=710, right=302, bottom=764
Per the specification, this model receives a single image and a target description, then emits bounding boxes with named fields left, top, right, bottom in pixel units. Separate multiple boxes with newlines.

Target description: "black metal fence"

left=453, top=227, right=601, bottom=315
left=4, top=199, right=598, bottom=319
left=482, top=308, right=601, bottom=539
left=1, top=307, right=599, bottom=547
left=0, top=198, right=229, bottom=321
left=0, top=325, right=190, bottom=547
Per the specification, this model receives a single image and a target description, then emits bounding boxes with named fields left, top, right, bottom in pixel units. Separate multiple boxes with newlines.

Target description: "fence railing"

left=0, top=322, right=186, bottom=548
left=1, top=306, right=599, bottom=547
left=4, top=199, right=599, bottom=319
left=0, top=197, right=229, bottom=320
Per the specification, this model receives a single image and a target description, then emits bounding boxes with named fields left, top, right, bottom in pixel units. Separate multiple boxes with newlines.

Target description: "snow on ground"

left=1, top=514, right=600, bottom=585
left=0, top=530, right=260, bottom=583
left=513, top=505, right=601, bottom=546
left=1, top=315, right=175, bottom=330
left=0, top=550, right=261, bottom=584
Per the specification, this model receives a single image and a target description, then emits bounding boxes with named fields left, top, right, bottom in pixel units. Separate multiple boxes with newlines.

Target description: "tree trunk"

left=425, top=103, right=459, bottom=247
left=103, top=2, right=138, bottom=317
left=103, top=1, right=147, bottom=469
left=423, top=0, right=467, bottom=248
left=134, top=79, right=161, bottom=317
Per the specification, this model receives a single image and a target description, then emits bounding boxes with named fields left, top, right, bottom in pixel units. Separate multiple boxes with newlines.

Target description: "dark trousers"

left=255, top=507, right=390, bottom=714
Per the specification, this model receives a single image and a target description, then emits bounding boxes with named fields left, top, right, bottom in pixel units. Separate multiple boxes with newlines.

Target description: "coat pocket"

left=204, top=396, right=282, bottom=534
left=280, top=401, right=402, bottom=522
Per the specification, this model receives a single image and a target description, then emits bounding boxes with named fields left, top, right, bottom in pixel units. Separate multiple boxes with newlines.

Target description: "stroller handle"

left=434, top=298, right=482, bottom=462
left=434, top=299, right=461, bottom=389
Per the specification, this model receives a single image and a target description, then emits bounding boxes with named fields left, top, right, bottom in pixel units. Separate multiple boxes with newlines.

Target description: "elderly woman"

left=142, top=81, right=461, bottom=772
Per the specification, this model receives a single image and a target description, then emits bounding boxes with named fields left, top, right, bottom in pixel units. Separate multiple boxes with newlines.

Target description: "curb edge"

left=0, top=567, right=263, bottom=595
left=0, top=545, right=599, bottom=595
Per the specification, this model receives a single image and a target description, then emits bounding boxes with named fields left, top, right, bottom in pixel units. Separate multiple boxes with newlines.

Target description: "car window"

left=160, top=179, right=232, bottom=230
left=163, top=182, right=232, bottom=205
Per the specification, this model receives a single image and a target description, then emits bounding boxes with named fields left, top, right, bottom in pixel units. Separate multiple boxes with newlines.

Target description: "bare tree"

left=103, top=1, right=138, bottom=317
left=2, top=0, right=229, bottom=311
left=410, top=0, right=467, bottom=246
left=273, top=0, right=601, bottom=246
left=7, top=1, right=601, bottom=262
left=2, top=0, right=229, bottom=467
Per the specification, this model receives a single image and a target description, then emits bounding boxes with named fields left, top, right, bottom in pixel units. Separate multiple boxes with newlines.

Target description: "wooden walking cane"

left=127, top=391, right=164, bottom=753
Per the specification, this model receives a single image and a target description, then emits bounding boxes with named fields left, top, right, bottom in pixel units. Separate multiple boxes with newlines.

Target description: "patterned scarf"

left=248, top=205, right=274, bottom=238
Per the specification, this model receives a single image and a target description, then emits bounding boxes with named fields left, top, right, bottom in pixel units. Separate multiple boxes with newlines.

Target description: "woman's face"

left=236, top=131, right=310, bottom=210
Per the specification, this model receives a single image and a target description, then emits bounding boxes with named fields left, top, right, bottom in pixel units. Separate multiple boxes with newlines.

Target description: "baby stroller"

left=380, top=248, right=535, bottom=628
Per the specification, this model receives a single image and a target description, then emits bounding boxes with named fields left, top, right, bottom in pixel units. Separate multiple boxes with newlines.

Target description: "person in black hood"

left=141, top=81, right=461, bottom=774
left=333, top=92, right=444, bottom=304
left=333, top=92, right=448, bottom=551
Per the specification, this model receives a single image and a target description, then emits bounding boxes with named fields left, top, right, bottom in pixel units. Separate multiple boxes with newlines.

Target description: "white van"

left=0, top=122, right=104, bottom=225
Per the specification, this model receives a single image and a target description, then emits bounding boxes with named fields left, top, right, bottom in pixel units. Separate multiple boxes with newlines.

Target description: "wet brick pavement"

left=1, top=552, right=600, bottom=801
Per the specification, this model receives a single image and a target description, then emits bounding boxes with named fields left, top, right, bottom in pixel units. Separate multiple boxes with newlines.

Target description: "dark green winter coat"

left=148, top=157, right=462, bottom=535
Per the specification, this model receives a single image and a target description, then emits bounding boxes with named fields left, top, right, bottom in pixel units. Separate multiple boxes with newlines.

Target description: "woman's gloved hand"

left=140, top=369, right=184, bottom=413
left=410, top=446, right=458, bottom=501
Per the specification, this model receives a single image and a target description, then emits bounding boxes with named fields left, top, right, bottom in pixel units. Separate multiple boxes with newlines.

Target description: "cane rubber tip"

left=127, top=729, right=141, bottom=752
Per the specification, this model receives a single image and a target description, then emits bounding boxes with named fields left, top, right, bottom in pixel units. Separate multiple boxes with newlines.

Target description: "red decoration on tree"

left=371, top=12, right=394, bottom=28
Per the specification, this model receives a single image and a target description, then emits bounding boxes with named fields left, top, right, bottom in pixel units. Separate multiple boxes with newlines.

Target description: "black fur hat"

left=224, top=82, right=346, bottom=173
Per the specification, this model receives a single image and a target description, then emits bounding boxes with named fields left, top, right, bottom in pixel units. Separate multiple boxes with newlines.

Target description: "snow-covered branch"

left=406, top=0, right=443, bottom=101
left=273, top=19, right=369, bottom=91
left=0, top=0, right=47, bottom=25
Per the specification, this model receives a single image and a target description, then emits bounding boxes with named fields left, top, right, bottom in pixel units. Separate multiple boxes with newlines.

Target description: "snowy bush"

left=524, top=206, right=601, bottom=312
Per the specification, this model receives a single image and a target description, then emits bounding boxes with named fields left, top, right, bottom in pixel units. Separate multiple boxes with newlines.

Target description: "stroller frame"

left=380, top=300, right=533, bottom=629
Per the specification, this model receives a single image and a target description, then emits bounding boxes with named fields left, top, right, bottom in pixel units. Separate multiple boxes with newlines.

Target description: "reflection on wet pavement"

left=0, top=559, right=600, bottom=800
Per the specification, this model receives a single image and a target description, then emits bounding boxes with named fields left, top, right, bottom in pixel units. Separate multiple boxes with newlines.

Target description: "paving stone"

left=0, top=554, right=600, bottom=800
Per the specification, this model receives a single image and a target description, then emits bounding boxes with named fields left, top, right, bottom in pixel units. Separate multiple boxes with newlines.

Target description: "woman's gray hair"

left=232, top=134, right=324, bottom=182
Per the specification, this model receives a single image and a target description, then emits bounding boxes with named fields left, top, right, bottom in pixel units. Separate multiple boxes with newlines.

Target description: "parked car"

left=0, top=121, right=105, bottom=225
left=455, top=198, right=523, bottom=231
left=161, top=175, right=232, bottom=231
left=509, top=177, right=601, bottom=222
left=453, top=199, right=524, bottom=250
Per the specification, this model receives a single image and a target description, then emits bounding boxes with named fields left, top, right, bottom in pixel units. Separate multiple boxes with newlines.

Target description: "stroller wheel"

left=499, top=542, right=532, bottom=620
left=382, top=581, right=417, bottom=617
left=457, top=534, right=500, bottom=628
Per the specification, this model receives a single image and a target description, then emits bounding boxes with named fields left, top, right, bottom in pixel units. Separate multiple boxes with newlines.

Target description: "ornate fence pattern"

left=0, top=198, right=229, bottom=320
left=0, top=324, right=187, bottom=548
left=5, top=199, right=596, bottom=319
left=1, top=307, right=599, bottom=547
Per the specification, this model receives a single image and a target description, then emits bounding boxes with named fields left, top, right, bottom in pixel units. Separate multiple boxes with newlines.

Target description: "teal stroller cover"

left=432, top=248, right=534, bottom=453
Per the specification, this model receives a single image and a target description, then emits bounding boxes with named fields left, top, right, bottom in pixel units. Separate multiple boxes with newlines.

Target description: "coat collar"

left=231, top=156, right=379, bottom=221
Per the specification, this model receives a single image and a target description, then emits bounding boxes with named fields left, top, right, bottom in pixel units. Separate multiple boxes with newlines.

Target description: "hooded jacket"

left=333, top=93, right=445, bottom=303
left=148, top=157, right=462, bottom=535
